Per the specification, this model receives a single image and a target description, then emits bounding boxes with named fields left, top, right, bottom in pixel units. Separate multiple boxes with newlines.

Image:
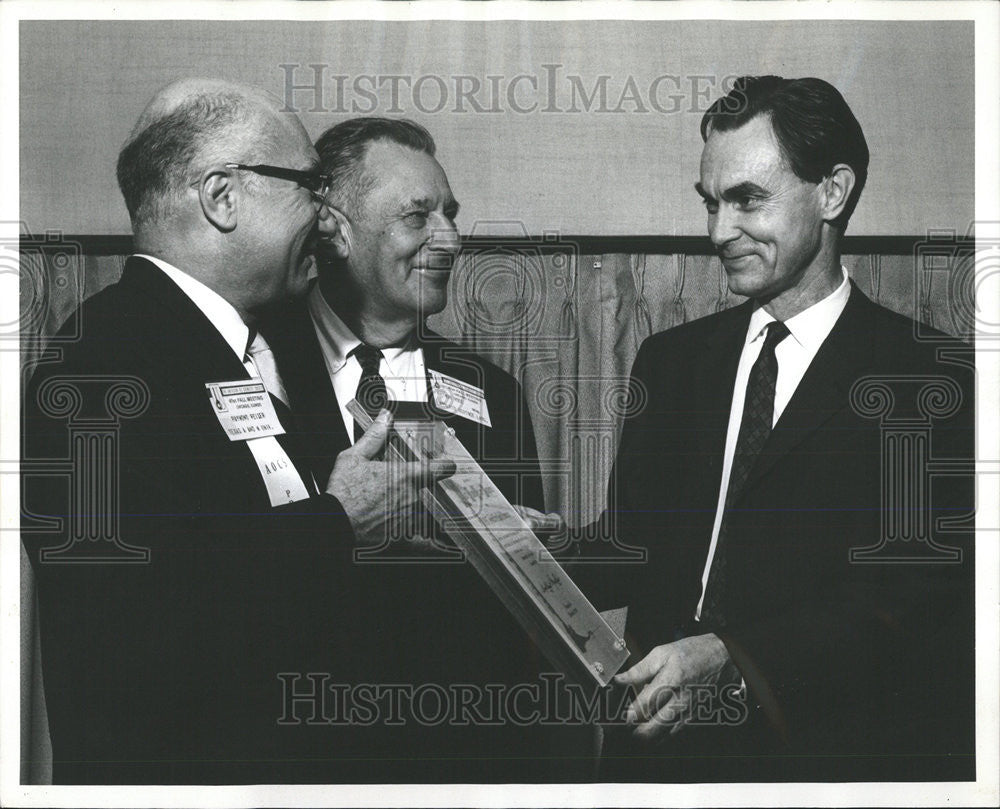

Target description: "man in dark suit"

left=265, top=117, right=544, bottom=513
left=262, top=117, right=586, bottom=780
left=601, top=76, right=975, bottom=781
left=22, top=79, right=451, bottom=784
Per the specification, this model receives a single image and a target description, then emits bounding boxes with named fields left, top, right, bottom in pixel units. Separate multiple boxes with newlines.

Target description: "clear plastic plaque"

left=348, top=400, right=629, bottom=688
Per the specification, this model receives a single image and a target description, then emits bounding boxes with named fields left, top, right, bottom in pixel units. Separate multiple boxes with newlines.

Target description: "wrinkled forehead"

left=364, top=141, right=447, bottom=182
left=361, top=141, right=454, bottom=205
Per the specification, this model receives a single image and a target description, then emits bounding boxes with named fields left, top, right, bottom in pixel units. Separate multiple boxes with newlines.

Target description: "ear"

left=197, top=167, right=238, bottom=233
left=819, top=164, right=856, bottom=224
left=319, top=205, right=353, bottom=260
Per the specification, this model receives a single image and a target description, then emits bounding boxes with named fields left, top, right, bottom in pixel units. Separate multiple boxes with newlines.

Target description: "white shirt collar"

left=745, top=266, right=851, bottom=350
left=135, top=254, right=251, bottom=362
left=306, top=283, right=413, bottom=372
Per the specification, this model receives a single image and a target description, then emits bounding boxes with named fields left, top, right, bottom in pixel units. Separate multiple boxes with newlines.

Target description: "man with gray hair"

left=23, top=80, right=451, bottom=783
left=262, top=117, right=580, bottom=781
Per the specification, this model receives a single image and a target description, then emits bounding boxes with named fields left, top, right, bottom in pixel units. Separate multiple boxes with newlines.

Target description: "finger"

left=633, top=695, right=686, bottom=742
left=535, top=512, right=565, bottom=533
left=614, top=646, right=666, bottom=687
left=632, top=704, right=683, bottom=742
left=407, top=458, right=456, bottom=485
left=513, top=505, right=564, bottom=534
left=350, top=409, right=393, bottom=459
left=625, top=680, right=677, bottom=725
left=512, top=504, right=546, bottom=525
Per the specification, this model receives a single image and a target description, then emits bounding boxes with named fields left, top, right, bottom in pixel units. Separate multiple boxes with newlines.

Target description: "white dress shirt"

left=134, top=254, right=314, bottom=500
left=136, top=254, right=251, bottom=365
left=695, top=268, right=852, bottom=620
left=307, top=283, right=428, bottom=443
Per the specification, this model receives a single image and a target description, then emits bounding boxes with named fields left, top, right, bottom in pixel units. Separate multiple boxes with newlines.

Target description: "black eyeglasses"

left=225, top=163, right=331, bottom=202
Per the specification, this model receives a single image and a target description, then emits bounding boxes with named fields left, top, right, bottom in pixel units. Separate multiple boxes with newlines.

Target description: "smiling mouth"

left=413, top=256, right=455, bottom=274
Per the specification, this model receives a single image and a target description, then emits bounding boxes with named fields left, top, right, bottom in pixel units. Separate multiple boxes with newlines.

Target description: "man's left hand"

left=614, top=633, right=741, bottom=741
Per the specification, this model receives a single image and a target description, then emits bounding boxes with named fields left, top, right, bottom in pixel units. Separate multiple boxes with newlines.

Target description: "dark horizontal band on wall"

left=22, top=234, right=976, bottom=257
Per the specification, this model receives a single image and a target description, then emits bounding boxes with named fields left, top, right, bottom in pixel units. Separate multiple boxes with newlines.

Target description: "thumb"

left=614, top=646, right=665, bottom=687
left=404, top=458, right=457, bottom=487
left=350, top=409, right=392, bottom=459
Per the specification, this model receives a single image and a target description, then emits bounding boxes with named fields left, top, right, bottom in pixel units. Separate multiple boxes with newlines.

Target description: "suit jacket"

left=263, top=290, right=545, bottom=511
left=598, top=283, right=975, bottom=781
left=259, top=292, right=588, bottom=782
left=21, top=258, right=393, bottom=784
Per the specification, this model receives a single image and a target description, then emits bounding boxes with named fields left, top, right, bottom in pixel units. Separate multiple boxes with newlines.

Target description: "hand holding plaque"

left=327, top=408, right=455, bottom=549
left=347, top=400, right=630, bottom=688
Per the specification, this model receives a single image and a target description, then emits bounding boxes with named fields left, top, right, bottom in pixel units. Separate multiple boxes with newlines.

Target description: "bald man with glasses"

left=23, top=79, right=452, bottom=784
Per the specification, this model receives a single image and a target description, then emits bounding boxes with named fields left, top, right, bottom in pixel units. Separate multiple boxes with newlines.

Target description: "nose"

left=428, top=212, right=461, bottom=256
left=708, top=204, right=740, bottom=249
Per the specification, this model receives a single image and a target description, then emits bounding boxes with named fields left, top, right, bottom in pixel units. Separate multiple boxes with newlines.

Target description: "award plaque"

left=348, top=400, right=630, bottom=688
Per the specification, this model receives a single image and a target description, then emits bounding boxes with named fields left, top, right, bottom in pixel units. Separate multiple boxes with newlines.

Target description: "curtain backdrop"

left=19, top=243, right=968, bottom=781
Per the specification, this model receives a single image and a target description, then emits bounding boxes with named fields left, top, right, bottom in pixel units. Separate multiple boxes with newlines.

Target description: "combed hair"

left=116, top=91, right=274, bottom=226
left=700, top=76, right=869, bottom=230
left=314, top=117, right=436, bottom=213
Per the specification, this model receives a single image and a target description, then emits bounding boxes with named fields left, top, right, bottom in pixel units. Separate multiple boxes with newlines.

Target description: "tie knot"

left=246, top=330, right=269, bottom=359
left=761, top=320, right=790, bottom=353
left=352, top=343, right=384, bottom=376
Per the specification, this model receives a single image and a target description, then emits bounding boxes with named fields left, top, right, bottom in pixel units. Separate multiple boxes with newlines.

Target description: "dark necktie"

left=702, top=320, right=790, bottom=627
left=352, top=343, right=388, bottom=441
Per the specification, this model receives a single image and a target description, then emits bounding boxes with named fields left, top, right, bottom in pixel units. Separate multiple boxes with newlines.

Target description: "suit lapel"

left=121, top=257, right=318, bottom=498
left=740, top=283, right=875, bottom=497
left=691, top=302, right=755, bottom=491
left=419, top=331, right=494, bottom=442
left=119, top=257, right=250, bottom=384
left=261, top=291, right=352, bottom=481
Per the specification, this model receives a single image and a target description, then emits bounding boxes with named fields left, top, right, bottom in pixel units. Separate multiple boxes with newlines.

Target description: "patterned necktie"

left=351, top=343, right=388, bottom=441
left=702, top=320, right=790, bottom=627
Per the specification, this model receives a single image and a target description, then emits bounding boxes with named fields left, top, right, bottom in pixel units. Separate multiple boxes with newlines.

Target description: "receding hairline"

left=329, top=137, right=438, bottom=214
left=701, top=111, right=799, bottom=176
left=128, top=78, right=287, bottom=141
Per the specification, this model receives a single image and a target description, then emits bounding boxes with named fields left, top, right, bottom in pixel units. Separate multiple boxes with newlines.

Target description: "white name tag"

left=206, top=380, right=285, bottom=440
left=428, top=370, right=491, bottom=427
left=244, top=437, right=312, bottom=506
left=206, top=379, right=310, bottom=505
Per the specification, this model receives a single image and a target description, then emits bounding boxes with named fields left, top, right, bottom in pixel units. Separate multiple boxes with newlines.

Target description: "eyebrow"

left=404, top=196, right=461, bottom=216
left=694, top=180, right=768, bottom=202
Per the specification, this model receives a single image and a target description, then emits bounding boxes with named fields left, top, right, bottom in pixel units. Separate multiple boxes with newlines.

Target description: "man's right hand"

left=325, top=409, right=456, bottom=547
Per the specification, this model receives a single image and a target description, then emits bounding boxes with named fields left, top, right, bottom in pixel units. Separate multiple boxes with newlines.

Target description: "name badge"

left=205, top=380, right=285, bottom=440
left=243, top=437, right=312, bottom=506
left=428, top=370, right=491, bottom=427
left=206, top=378, right=311, bottom=506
